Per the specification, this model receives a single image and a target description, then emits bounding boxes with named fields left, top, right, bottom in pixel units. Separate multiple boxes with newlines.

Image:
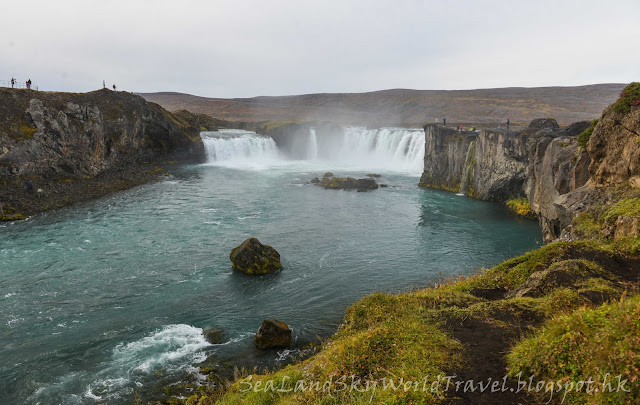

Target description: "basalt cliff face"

left=420, top=91, right=640, bottom=242
left=0, top=88, right=218, bottom=219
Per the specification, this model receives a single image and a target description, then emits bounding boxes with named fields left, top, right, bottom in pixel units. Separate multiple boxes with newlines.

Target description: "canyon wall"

left=419, top=119, right=601, bottom=241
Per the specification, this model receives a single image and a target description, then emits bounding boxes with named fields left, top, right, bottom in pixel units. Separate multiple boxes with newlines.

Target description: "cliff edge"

left=0, top=88, right=219, bottom=220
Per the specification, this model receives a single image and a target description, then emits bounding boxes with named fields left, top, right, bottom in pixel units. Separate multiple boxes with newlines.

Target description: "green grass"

left=611, top=82, right=640, bottom=114
left=602, top=198, right=640, bottom=225
left=506, top=198, right=536, bottom=220
left=507, top=295, right=640, bottom=404
left=578, top=119, right=599, bottom=148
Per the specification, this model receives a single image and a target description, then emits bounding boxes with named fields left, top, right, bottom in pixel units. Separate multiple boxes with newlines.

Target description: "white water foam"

left=30, top=324, right=211, bottom=404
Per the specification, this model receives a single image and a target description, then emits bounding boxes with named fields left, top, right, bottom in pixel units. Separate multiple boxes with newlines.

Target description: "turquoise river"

left=0, top=129, right=542, bottom=404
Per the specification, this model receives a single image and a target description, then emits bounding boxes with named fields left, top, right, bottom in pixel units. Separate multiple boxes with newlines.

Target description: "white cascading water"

left=336, top=127, right=425, bottom=174
left=307, top=128, right=319, bottom=159
left=201, top=130, right=279, bottom=168
left=200, top=127, right=425, bottom=174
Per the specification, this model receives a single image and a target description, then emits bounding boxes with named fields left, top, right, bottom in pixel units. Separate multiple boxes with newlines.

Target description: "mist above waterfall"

left=201, top=127, right=425, bottom=174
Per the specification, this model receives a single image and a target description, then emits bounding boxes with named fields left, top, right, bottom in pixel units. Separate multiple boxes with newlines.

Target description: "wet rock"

left=230, top=238, right=281, bottom=275
left=254, top=319, right=292, bottom=350
left=367, top=173, right=382, bottom=178
left=323, top=172, right=334, bottom=177
left=309, top=177, right=320, bottom=184
left=317, top=176, right=379, bottom=191
left=202, top=327, right=225, bottom=344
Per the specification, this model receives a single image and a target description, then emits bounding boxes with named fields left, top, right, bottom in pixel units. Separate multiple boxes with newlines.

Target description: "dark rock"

left=230, top=238, right=281, bottom=275
left=309, top=177, right=320, bottom=184
left=366, top=173, right=382, bottom=178
left=254, top=319, right=292, bottom=350
left=469, top=287, right=507, bottom=300
left=202, top=327, right=225, bottom=344
left=316, top=176, right=378, bottom=191
left=323, top=172, right=334, bottom=177
left=380, top=184, right=388, bottom=188
left=529, top=118, right=560, bottom=130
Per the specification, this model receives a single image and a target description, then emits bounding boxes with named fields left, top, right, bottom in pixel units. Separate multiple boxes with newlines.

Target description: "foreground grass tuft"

left=507, top=295, right=640, bottom=404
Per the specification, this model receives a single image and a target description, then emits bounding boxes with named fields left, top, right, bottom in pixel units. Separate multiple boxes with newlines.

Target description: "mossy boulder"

left=323, top=172, right=334, bottom=177
left=254, top=319, right=291, bottom=350
left=317, top=176, right=379, bottom=191
left=508, top=259, right=607, bottom=298
left=230, top=237, right=281, bottom=275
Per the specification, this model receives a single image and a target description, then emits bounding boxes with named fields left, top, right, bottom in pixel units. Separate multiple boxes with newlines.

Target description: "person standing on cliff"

left=443, top=117, right=447, bottom=127
left=103, top=80, right=106, bottom=89
left=113, top=84, right=117, bottom=91
left=506, top=119, right=510, bottom=132
left=11, top=78, right=15, bottom=88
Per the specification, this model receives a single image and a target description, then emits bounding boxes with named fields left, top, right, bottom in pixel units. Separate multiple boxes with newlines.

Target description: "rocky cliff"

left=0, top=88, right=219, bottom=219
left=420, top=113, right=624, bottom=240
left=419, top=89, right=640, bottom=242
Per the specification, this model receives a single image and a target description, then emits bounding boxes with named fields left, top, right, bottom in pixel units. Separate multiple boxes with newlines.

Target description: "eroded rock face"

left=254, top=319, right=291, bottom=350
left=230, top=238, right=281, bottom=275
left=419, top=114, right=637, bottom=241
left=0, top=88, right=210, bottom=179
left=587, top=106, right=640, bottom=186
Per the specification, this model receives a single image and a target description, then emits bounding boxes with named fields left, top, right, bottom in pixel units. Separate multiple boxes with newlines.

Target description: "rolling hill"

left=139, top=84, right=625, bottom=126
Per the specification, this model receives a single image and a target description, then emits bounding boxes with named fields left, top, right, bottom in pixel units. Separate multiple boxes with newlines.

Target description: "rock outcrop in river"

left=230, top=238, right=282, bottom=275
left=0, top=88, right=219, bottom=220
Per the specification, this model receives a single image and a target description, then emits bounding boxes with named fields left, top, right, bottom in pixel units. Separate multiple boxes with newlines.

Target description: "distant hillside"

left=139, top=84, right=625, bottom=126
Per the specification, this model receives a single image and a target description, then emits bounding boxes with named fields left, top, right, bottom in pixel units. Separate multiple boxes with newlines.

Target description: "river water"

left=0, top=128, right=541, bottom=404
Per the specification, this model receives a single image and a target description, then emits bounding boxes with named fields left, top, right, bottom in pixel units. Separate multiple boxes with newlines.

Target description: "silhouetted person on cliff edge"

left=11, top=78, right=15, bottom=88
left=443, top=118, right=447, bottom=127
left=103, top=80, right=106, bottom=89
left=113, top=84, right=117, bottom=91
left=506, top=119, right=510, bottom=132
left=26, top=79, right=32, bottom=89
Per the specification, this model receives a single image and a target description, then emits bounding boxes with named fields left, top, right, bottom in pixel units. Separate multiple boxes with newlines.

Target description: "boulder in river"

left=318, top=176, right=379, bottom=191
left=254, top=319, right=292, bottom=349
left=230, top=238, right=281, bottom=275
left=202, top=327, right=225, bottom=344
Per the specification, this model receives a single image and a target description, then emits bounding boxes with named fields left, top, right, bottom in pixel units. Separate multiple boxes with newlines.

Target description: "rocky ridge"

left=0, top=88, right=220, bottom=219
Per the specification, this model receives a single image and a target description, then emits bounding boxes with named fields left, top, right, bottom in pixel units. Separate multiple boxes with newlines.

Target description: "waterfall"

left=307, top=128, right=319, bottom=159
left=458, top=141, right=475, bottom=195
left=337, top=127, right=426, bottom=174
left=201, top=130, right=279, bottom=167
left=200, top=127, right=425, bottom=174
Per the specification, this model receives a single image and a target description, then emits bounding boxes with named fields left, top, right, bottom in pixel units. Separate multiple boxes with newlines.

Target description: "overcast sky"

left=1, top=0, right=638, bottom=98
